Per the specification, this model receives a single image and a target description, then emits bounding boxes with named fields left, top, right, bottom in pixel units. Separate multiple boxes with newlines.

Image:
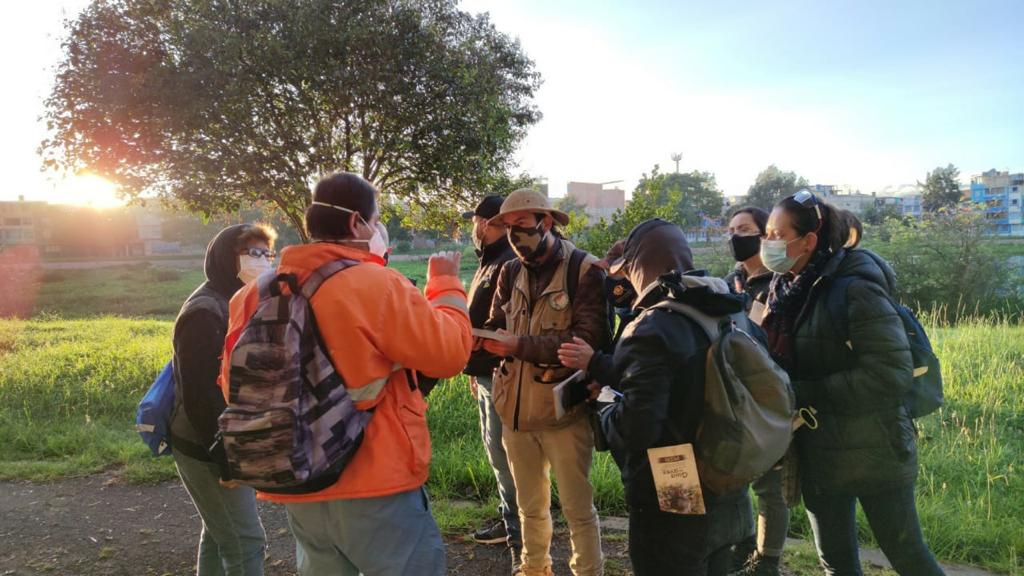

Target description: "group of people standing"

left=167, top=171, right=945, bottom=576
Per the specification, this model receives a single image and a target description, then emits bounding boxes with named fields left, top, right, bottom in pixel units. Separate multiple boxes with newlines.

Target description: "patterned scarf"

left=762, top=249, right=833, bottom=370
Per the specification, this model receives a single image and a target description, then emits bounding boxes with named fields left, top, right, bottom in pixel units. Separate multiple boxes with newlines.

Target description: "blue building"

left=970, top=170, right=1024, bottom=236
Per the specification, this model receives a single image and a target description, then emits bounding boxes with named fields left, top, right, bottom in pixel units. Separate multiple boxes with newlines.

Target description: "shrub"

left=868, top=210, right=1023, bottom=322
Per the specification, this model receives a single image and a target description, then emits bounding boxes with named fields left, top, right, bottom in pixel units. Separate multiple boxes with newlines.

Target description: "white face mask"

left=238, top=254, right=273, bottom=284
left=369, top=222, right=389, bottom=259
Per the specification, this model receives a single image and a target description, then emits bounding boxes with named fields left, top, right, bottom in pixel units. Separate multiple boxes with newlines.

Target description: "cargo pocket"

left=398, top=401, right=430, bottom=475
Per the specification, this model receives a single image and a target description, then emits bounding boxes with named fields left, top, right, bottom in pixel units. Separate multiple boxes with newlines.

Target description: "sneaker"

left=730, top=552, right=781, bottom=576
left=472, top=520, right=509, bottom=545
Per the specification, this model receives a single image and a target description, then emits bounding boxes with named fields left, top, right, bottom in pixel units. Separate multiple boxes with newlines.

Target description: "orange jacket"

left=219, top=243, right=472, bottom=503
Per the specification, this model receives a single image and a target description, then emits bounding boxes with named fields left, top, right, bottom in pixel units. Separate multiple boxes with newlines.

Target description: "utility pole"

left=671, top=153, right=682, bottom=174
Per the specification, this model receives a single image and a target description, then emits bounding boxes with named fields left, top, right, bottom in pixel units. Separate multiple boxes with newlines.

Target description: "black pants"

left=628, top=491, right=753, bottom=576
left=803, top=483, right=944, bottom=576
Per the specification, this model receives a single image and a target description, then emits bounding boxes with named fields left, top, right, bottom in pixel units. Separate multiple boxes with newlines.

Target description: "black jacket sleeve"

left=601, top=326, right=675, bottom=455
left=175, top=310, right=228, bottom=451
left=587, top=351, right=618, bottom=389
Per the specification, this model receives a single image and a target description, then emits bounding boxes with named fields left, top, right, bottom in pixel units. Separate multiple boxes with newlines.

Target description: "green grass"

left=1, top=315, right=1021, bottom=572
left=33, top=265, right=205, bottom=320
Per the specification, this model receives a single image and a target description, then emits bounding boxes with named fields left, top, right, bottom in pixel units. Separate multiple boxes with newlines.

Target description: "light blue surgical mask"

left=761, top=238, right=801, bottom=274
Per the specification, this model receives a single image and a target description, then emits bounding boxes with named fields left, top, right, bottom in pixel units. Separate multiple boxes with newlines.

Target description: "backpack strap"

left=566, top=248, right=589, bottom=304
left=650, top=299, right=724, bottom=342
left=301, top=259, right=361, bottom=299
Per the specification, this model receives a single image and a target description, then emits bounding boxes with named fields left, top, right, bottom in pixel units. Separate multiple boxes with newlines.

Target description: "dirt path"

left=0, top=474, right=628, bottom=576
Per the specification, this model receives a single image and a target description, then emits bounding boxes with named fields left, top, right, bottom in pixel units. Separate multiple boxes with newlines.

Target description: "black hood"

left=203, top=224, right=249, bottom=299
left=637, top=270, right=746, bottom=318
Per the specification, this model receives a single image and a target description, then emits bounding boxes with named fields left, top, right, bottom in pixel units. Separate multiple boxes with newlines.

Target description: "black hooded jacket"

left=600, top=271, right=747, bottom=509
left=169, top=225, right=248, bottom=462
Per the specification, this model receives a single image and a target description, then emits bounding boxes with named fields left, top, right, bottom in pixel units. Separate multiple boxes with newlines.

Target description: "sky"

left=2, top=0, right=1022, bottom=205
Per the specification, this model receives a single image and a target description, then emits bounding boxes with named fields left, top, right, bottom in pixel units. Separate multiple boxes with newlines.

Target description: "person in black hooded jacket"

left=589, top=219, right=754, bottom=576
left=761, top=192, right=943, bottom=576
left=169, top=223, right=275, bottom=576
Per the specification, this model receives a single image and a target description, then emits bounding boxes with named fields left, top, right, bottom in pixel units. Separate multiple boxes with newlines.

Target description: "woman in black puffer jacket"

left=760, top=191, right=943, bottom=576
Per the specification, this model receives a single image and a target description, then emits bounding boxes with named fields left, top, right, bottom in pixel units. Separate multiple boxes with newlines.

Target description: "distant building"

left=566, top=181, right=626, bottom=223
left=827, top=191, right=877, bottom=215
left=970, top=169, right=1024, bottom=236
left=0, top=197, right=47, bottom=253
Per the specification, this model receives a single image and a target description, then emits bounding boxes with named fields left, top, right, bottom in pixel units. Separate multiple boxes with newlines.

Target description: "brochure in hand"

left=552, top=370, right=590, bottom=419
left=472, top=328, right=513, bottom=342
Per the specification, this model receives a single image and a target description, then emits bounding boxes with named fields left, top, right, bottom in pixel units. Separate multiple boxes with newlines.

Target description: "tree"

left=919, top=164, right=962, bottom=213
left=572, top=164, right=723, bottom=255
left=746, top=165, right=808, bottom=210
left=862, top=202, right=904, bottom=226
left=41, top=0, right=541, bottom=240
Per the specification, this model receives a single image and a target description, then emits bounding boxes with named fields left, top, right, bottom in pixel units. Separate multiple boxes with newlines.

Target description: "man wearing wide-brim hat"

left=480, top=188, right=610, bottom=576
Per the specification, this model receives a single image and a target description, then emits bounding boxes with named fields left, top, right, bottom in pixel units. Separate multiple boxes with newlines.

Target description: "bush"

left=868, top=210, right=1023, bottom=322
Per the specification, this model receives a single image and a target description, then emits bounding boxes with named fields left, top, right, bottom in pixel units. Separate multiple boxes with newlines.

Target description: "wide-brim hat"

left=488, top=188, right=570, bottom=227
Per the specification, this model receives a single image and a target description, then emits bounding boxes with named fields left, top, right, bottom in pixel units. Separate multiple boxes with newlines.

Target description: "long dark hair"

left=776, top=195, right=862, bottom=253
left=305, top=172, right=378, bottom=241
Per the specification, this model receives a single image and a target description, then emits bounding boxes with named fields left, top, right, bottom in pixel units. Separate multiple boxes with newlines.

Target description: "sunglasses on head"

left=244, top=248, right=276, bottom=259
left=790, top=190, right=823, bottom=231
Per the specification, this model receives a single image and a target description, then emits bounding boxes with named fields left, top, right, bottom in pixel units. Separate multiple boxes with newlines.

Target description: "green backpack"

left=652, top=277, right=795, bottom=495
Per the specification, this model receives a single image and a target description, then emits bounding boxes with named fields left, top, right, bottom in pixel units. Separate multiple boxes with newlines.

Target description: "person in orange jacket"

left=220, top=172, right=472, bottom=576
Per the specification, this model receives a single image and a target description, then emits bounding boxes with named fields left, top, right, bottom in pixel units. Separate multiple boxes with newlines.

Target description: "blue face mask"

left=760, top=237, right=801, bottom=274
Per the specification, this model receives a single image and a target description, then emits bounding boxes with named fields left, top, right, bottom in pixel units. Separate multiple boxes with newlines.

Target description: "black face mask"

left=729, top=234, right=761, bottom=262
left=604, top=276, right=636, bottom=309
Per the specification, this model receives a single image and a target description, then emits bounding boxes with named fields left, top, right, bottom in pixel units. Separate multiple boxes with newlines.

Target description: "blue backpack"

left=135, top=360, right=175, bottom=456
left=824, top=250, right=944, bottom=418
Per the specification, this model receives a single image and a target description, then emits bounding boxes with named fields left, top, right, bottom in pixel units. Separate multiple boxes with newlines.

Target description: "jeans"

left=752, top=467, right=789, bottom=557
left=173, top=451, right=266, bottom=576
left=803, top=483, right=945, bottom=576
left=476, top=376, right=522, bottom=548
left=284, top=486, right=445, bottom=576
left=503, top=417, right=603, bottom=576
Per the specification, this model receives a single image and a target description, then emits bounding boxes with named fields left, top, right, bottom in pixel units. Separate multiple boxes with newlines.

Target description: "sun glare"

left=52, top=174, right=125, bottom=209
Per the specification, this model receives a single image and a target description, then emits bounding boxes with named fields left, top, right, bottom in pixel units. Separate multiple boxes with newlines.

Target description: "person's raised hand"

left=428, top=250, right=461, bottom=281
left=557, top=337, right=595, bottom=371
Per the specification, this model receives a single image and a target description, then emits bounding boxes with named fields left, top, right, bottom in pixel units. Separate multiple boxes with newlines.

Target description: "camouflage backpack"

left=218, top=259, right=371, bottom=494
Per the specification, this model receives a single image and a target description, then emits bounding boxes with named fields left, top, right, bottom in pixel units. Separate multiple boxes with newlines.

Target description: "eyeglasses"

left=243, top=248, right=276, bottom=259
left=791, top=189, right=823, bottom=231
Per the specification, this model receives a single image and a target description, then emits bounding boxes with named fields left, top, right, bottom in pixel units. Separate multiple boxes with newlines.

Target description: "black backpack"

left=824, top=250, right=944, bottom=418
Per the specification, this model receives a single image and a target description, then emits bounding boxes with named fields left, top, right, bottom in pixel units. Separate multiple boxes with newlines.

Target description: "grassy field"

left=2, top=262, right=1022, bottom=573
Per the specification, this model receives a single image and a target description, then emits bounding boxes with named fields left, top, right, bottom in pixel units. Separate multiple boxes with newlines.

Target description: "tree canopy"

left=919, top=164, right=962, bottom=213
left=575, top=164, right=723, bottom=255
left=745, top=165, right=808, bottom=210
left=41, top=0, right=542, bottom=239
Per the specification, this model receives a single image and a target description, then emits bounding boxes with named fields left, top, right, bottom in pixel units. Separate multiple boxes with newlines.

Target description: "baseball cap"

left=461, top=195, right=505, bottom=221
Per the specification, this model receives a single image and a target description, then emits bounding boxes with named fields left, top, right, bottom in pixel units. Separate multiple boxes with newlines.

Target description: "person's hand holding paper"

left=475, top=328, right=520, bottom=357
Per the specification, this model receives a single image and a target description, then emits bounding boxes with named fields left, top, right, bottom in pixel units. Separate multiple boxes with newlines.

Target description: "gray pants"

left=752, top=467, right=790, bottom=557
left=476, top=375, right=522, bottom=548
left=174, top=451, right=266, bottom=576
left=284, top=486, right=445, bottom=576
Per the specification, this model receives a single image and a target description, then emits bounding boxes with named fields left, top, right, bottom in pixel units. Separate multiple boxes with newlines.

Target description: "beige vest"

left=492, top=239, right=596, bottom=431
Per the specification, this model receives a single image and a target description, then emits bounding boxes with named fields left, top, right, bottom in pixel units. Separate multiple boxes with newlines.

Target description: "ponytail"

left=777, top=195, right=862, bottom=253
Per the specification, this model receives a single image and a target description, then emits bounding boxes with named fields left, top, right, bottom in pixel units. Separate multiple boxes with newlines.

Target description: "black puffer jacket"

left=725, top=264, right=772, bottom=310
left=786, top=249, right=917, bottom=496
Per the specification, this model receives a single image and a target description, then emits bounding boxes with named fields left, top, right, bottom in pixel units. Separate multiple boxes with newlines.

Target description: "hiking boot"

left=730, top=552, right=781, bottom=576
left=731, top=536, right=757, bottom=572
left=472, top=520, right=509, bottom=545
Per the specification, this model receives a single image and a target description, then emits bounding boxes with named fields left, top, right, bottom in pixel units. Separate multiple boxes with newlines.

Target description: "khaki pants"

left=502, top=417, right=603, bottom=576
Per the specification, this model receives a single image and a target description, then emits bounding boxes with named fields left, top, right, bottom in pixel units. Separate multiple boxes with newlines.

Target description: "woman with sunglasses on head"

left=760, top=191, right=943, bottom=576
left=170, top=223, right=276, bottom=576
